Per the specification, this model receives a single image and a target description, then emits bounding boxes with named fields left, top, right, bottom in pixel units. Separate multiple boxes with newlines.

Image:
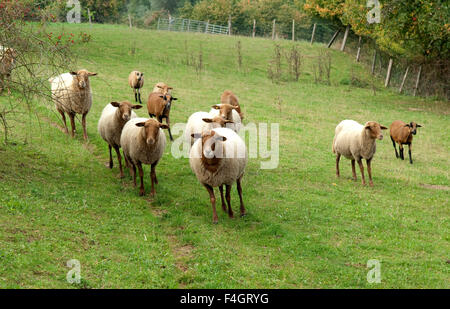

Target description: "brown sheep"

left=147, top=92, right=178, bottom=141
left=153, top=82, right=173, bottom=95
left=0, top=47, right=17, bottom=94
left=221, top=90, right=243, bottom=120
left=128, top=71, right=144, bottom=104
left=389, top=120, right=422, bottom=164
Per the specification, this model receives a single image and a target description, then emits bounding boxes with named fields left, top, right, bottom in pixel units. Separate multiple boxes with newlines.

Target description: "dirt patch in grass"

left=420, top=184, right=450, bottom=191
left=167, top=235, right=195, bottom=274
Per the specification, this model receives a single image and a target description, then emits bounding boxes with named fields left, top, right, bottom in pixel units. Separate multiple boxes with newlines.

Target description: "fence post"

left=327, top=30, right=340, bottom=48
left=310, top=23, right=317, bottom=45
left=128, top=14, right=132, bottom=28
left=252, top=19, right=256, bottom=38
left=272, top=19, right=276, bottom=40
left=399, top=66, right=409, bottom=93
left=413, top=65, right=422, bottom=96
left=385, top=58, right=393, bottom=87
left=157, top=17, right=160, bottom=30
left=205, top=20, right=209, bottom=33
left=87, top=8, right=92, bottom=25
left=292, top=19, right=295, bottom=41
left=187, top=19, right=191, bottom=32
left=371, top=49, right=377, bottom=74
left=340, top=25, right=350, bottom=51
left=228, top=16, right=231, bottom=35
left=356, top=36, right=362, bottom=62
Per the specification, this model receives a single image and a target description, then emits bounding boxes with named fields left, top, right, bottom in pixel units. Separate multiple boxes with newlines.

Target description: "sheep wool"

left=98, top=103, right=138, bottom=147
left=49, top=72, right=92, bottom=115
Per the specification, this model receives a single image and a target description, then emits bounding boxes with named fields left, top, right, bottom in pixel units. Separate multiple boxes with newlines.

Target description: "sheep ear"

left=168, top=87, right=173, bottom=90
left=191, top=133, right=202, bottom=139
left=132, top=104, right=143, bottom=109
left=157, top=85, right=163, bottom=89
left=215, top=135, right=227, bottom=142
left=159, top=124, right=169, bottom=129
left=88, top=72, right=97, bottom=76
left=135, top=122, right=146, bottom=127
left=141, top=73, right=144, bottom=76
left=172, top=97, right=178, bottom=101
left=159, top=95, right=164, bottom=98
left=380, top=125, right=388, bottom=130
left=212, top=105, right=220, bottom=110
left=416, top=124, right=422, bottom=128
left=110, top=102, right=120, bottom=107
left=404, top=124, right=410, bottom=128
left=202, top=118, right=213, bottom=123
left=70, top=71, right=77, bottom=76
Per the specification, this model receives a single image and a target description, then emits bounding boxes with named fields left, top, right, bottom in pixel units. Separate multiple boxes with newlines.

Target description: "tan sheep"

left=128, top=71, right=144, bottom=104
left=221, top=90, right=243, bottom=120
left=147, top=92, right=178, bottom=141
left=389, top=120, right=422, bottom=164
left=152, top=82, right=173, bottom=95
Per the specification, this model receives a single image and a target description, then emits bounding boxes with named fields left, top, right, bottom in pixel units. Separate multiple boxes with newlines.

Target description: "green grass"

left=0, top=23, right=449, bottom=289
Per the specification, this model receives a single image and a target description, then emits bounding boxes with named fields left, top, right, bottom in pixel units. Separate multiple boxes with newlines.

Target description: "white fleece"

left=184, top=111, right=222, bottom=146
left=333, top=120, right=377, bottom=161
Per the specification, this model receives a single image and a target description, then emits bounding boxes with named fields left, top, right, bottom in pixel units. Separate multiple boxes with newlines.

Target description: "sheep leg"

left=58, top=110, right=69, bottom=134
left=357, top=159, right=366, bottom=186
left=204, top=184, right=218, bottom=224
left=108, top=145, right=113, bottom=169
left=391, top=136, right=399, bottom=158
left=113, top=145, right=124, bottom=178
left=130, top=162, right=137, bottom=186
left=133, top=89, right=137, bottom=103
left=68, top=113, right=76, bottom=137
left=219, top=185, right=227, bottom=213
left=82, top=113, right=88, bottom=140
left=237, top=178, right=246, bottom=217
left=399, top=145, right=404, bottom=160
left=366, top=159, right=373, bottom=186
left=151, top=163, right=158, bottom=185
left=150, top=163, right=157, bottom=196
left=351, top=159, right=357, bottom=181
left=335, top=153, right=341, bottom=177
left=137, top=162, right=145, bottom=196
left=408, top=143, right=413, bottom=164
left=226, top=184, right=234, bottom=218
left=138, top=89, right=142, bottom=104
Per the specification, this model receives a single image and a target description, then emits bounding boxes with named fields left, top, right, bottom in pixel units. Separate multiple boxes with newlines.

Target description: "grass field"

left=0, top=23, right=448, bottom=289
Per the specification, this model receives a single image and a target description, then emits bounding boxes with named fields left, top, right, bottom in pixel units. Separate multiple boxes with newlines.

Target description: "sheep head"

left=202, top=116, right=234, bottom=128
left=135, top=119, right=168, bottom=146
left=135, top=71, right=144, bottom=82
left=70, top=69, right=97, bottom=89
left=211, top=104, right=237, bottom=120
left=365, top=121, right=387, bottom=140
left=405, top=122, right=422, bottom=135
left=110, top=101, right=142, bottom=121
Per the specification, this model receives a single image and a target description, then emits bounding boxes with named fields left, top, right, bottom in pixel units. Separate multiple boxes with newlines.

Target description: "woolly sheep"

left=0, top=47, right=17, bottom=94
left=97, top=101, right=142, bottom=177
left=49, top=69, right=97, bottom=140
left=221, top=90, right=243, bottom=120
left=184, top=111, right=234, bottom=146
left=147, top=92, right=178, bottom=141
left=152, top=82, right=173, bottom=95
left=389, top=120, right=422, bottom=164
left=128, top=71, right=144, bottom=104
left=120, top=118, right=169, bottom=196
left=189, top=127, right=247, bottom=223
left=209, top=103, right=242, bottom=132
left=332, top=120, right=387, bottom=186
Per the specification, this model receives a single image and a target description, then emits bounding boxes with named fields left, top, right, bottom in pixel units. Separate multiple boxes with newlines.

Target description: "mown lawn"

left=0, top=23, right=448, bottom=288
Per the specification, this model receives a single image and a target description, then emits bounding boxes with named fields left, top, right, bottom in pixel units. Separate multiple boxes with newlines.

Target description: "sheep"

left=97, top=101, right=142, bottom=177
left=49, top=69, right=97, bottom=140
left=147, top=92, right=178, bottom=141
left=221, top=90, right=243, bottom=120
left=184, top=111, right=234, bottom=146
left=0, top=47, right=17, bottom=95
left=209, top=103, right=242, bottom=132
left=189, top=127, right=247, bottom=223
left=152, top=82, right=173, bottom=95
left=332, top=120, right=387, bottom=186
left=389, top=120, right=422, bottom=164
left=128, top=71, right=144, bottom=104
left=120, top=118, right=169, bottom=196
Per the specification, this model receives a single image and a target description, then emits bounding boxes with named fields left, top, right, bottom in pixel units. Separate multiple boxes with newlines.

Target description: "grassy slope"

left=0, top=23, right=448, bottom=288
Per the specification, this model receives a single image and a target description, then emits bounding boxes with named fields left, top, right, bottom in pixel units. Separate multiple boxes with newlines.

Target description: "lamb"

left=128, top=71, right=144, bottom=104
left=0, top=47, right=17, bottom=94
left=152, top=82, right=173, bottom=95
left=49, top=69, right=97, bottom=140
left=97, top=101, right=142, bottom=177
left=332, top=120, right=387, bottom=186
left=209, top=104, right=242, bottom=132
left=147, top=92, right=178, bottom=141
left=221, top=90, right=243, bottom=120
left=184, top=111, right=234, bottom=146
left=389, top=120, right=422, bottom=164
left=189, top=127, right=247, bottom=223
left=120, top=118, right=169, bottom=196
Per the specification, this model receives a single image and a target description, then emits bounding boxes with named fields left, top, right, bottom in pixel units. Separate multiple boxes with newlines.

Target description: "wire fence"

left=157, top=18, right=229, bottom=35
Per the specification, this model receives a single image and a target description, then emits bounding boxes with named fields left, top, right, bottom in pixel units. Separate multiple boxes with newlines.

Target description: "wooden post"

left=128, top=14, right=132, bottom=28
left=340, top=25, right=350, bottom=51
left=187, top=19, right=191, bottom=32
left=205, top=20, right=209, bottom=33
left=327, top=30, right=340, bottom=48
left=399, top=66, right=409, bottom=93
left=228, top=16, right=231, bottom=35
left=371, top=49, right=377, bottom=74
left=87, top=8, right=92, bottom=25
left=310, top=23, right=317, bottom=45
left=356, top=36, right=362, bottom=62
left=385, top=58, right=393, bottom=87
left=252, top=19, right=256, bottom=38
left=292, top=19, right=295, bottom=41
left=272, top=19, right=276, bottom=40
left=413, top=65, right=422, bottom=96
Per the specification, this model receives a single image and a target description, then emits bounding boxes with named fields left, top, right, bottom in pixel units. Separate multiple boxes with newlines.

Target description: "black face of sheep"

left=136, top=72, right=143, bottom=82
left=406, top=122, right=422, bottom=135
